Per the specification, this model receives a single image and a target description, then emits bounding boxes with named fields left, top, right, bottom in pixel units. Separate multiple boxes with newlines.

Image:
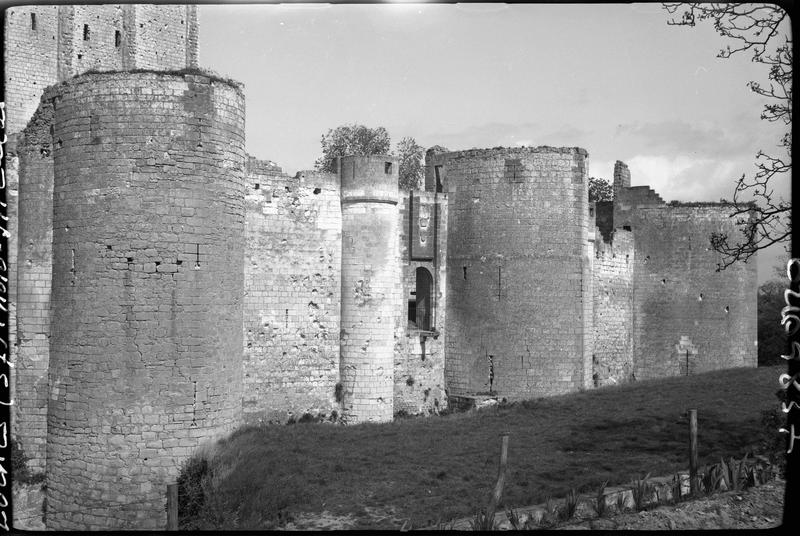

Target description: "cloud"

left=420, top=121, right=593, bottom=153
left=626, top=154, right=747, bottom=202
left=615, top=120, right=763, bottom=158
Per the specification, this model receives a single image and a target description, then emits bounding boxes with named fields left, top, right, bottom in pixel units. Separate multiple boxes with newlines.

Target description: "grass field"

left=183, top=365, right=783, bottom=529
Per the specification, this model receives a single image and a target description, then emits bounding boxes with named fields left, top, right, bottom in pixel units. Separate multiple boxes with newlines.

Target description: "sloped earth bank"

left=281, top=478, right=784, bottom=530
left=558, top=478, right=785, bottom=531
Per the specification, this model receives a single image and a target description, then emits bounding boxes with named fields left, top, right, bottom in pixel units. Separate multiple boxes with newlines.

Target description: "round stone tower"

left=429, top=146, right=593, bottom=400
left=45, top=72, right=245, bottom=530
left=339, top=155, right=400, bottom=423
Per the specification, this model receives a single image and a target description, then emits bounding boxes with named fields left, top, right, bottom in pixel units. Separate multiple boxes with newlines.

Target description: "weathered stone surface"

left=429, top=146, right=593, bottom=400
left=339, top=156, right=402, bottom=423
left=45, top=71, right=245, bottom=530
left=243, top=160, right=342, bottom=424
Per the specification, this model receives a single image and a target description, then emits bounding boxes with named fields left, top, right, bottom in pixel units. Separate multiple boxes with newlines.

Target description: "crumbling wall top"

left=42, top=68, right=245, bottom=101
left=430, top=145, right=589, bottom=161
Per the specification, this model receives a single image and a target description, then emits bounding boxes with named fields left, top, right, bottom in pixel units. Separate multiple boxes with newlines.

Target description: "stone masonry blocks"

left=14, top=101, right=56, bottom=472
left=243, top=159, right=342, bottom=423
left=432, top=146, right=592, bottom=400
left=339, top=156, right=401, bottom=423
left=44, top=72, right=245, bottom=530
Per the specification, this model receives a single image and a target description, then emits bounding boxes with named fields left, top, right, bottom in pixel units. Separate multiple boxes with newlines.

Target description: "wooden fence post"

left=689, top=409, right=698, bottom=496
left=487, top=433, right=509, bottom=515
left=167, top=483, right=178, bottom=530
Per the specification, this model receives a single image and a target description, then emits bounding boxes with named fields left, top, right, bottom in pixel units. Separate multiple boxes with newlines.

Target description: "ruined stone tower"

left=339, top=155, right=401, bottom=422
left=428, top=147, right=594, bottom=399
left=43, top=71, right=245, bottom=530
left=6, top=4, right=199, bottom=472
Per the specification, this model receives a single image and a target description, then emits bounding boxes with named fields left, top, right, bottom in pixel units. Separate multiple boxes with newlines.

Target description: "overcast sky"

left=198, top=2, right=791, bottom=282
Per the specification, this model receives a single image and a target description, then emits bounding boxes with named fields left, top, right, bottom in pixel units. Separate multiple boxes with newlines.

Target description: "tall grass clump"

left=631, top=473, right=653, bottom=510
left=592, top=480, right=608, bottom=517
left=468, top=508, right=495, bottom=530
left=560, top=488, right=579, bottom=521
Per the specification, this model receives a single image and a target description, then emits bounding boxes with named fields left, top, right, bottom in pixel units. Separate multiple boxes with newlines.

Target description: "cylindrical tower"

left=339, top=155, right=400, bottom=423
left=432, top=146, right=592, bottom=400
left=45, top=72, right=245, bottom=530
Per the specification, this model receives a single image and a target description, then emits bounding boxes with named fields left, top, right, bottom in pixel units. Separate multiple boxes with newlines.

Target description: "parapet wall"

left=615, top=193, right=757, bottom=379
left=243, top=158, right=341, bottom=423
left=434, top=146, right=592, bottom=399
left=44, top=71, right=245, bottom=530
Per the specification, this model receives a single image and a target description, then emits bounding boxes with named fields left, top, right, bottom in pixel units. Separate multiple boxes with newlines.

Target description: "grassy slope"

left=194, top=365, right=782, bottom=529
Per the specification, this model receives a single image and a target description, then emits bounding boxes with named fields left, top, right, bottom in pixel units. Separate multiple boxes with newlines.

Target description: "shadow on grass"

left=179, top=365, right=782, bottom=529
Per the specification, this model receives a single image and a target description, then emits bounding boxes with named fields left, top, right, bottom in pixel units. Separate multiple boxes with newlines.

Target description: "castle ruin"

left=4, top=5, right=757, bottom=530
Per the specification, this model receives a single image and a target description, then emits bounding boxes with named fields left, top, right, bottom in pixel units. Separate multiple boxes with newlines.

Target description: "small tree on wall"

left=314, top=124, right=392, bottom=173
left=396, top=137, right=425, bottom=190
left=588, top=177, right=613, bottom=203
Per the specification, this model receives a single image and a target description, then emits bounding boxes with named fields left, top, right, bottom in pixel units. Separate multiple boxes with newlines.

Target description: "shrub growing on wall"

left=757, top=279, right=786, bottom=366
left=314, top=124, right=391, bottom=173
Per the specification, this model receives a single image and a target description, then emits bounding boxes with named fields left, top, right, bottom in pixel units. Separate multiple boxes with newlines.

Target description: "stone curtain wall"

left=339, top=156, right=402, bottom=423
left=3, top=6, right=59, bottom=134
left=14, top=102, right=56, bottom=472
left=132, top=4, right=198, bottom=70
left=435, top=147, right=592, bottom=399
left=4, top=6, right=58, bottom=367
left=45, top=72, right=245, bottom=530
left=67, top=5, right=128, bottom=74
left=4, top=5, right=198, bottom=132
left=394, top=191, right=448, bottom=415
left=243, top=158, right=341, bottom=424
left=592, top=228, right=635, bottom=386
left=614, top=188, right=757, bottom=379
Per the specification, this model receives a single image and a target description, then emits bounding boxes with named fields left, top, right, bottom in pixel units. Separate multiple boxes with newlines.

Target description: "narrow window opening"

left=77, top=54, right=82, bottom=60
left=407, top=297, right=417, bottom=327
left=31, top=13, right=37, bottom=30
left=488, top=355, right=495, bottom=393
left=194, top=244, right=200, bottom=269
left=504, top=158, right=523, bottom=183
left=497, top=267, right=502, bottom=298
left=622, top=225, right=631, bottom=231
left=384, top=162, right=393, bottom=174
left=434, top=165, right=443, bottom=193
left=115, top=30, right=121, bottom=47
left=254, top=183, right=260, bottom=190
left=83, top=24, right=90, bottom=40
left=463, top=266, right=467, bottom=280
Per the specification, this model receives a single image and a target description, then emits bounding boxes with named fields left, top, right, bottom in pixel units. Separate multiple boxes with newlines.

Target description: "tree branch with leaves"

left=663, top=2, right=792, bottom=270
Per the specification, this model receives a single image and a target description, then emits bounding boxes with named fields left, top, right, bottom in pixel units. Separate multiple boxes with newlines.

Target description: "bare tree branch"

left=663, top=3, right=792, bottom=270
